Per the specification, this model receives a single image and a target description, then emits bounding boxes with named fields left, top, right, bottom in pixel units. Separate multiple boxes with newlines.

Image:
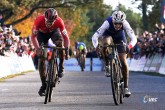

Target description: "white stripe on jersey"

left=123, top=20, right=137, bottom=47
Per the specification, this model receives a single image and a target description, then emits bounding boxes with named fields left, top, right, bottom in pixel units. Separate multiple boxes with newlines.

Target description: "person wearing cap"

left=92, top=10, right=137, bottom=97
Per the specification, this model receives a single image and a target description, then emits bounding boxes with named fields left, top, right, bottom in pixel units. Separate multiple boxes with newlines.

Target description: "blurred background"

left=0, top=0, right=164, bottom=62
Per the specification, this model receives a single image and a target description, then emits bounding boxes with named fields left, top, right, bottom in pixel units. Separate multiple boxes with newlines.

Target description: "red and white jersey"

left=31, top=15, right=70, bottom=47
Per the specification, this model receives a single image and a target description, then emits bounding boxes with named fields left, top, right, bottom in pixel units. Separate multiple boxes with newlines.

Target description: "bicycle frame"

left=104, top=43, right=125, bottom=105
left=40, top=44, right=67, bottom=104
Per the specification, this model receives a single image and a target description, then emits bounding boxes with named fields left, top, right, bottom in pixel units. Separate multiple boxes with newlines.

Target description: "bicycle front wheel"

left=110, top=59, right=121, bottom=105
left=48, top=59, right=57, bottom=102
left=44, top=59, right=55, bottom=104
left=44, top=69, right=51, bottom=104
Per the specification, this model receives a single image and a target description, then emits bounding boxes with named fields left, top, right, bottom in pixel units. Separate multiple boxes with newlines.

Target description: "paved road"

left=0, top=70, right=165, bottom=110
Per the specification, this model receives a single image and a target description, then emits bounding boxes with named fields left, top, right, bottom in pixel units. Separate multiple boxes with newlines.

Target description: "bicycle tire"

left=120, top=78, right=124, bottom=104
left=44, top=60, right=54, bottom=104
left=119, top=68, right=124, bottom=104
left=48, top=59, right=57, bottom=102
left=110, top=59, right=121, bottom=105
left=116, top=57, right=124, bottom=104
left=44, top=68, right=51, bottom=104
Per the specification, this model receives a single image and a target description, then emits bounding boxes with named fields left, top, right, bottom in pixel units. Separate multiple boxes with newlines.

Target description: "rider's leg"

left=37, top=32, right=50, bottom=96
left=118, top=53, right=129, bottom=88
left=38, top=50, right=47, bottom=96
left=118, top=53, right=131, bottom=97
left=51, top=29, right=65, bottom=78
left=102, top=36, right=112, bottom=76
left=38, top=58, right=46, bottom=96
left=58, top=48, right=65, bottom=78
left=83, top=49, right=87, bottom=68
left=102, top=36, right=112, bottom=66
left=114, top=30, right=131, bottom=97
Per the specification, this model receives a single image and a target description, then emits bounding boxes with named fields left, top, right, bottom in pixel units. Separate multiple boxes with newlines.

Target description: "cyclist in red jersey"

left=31, top=8, right=70, bottom=96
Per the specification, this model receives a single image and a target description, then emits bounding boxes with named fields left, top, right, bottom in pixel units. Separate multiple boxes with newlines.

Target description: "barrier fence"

left=128, top=54, right=165, bottom=75
left=0, top=53, right=35, bottom=78
left=64, top=54, right=165, bottom=75
left=0, top=53, right=164, bottom=78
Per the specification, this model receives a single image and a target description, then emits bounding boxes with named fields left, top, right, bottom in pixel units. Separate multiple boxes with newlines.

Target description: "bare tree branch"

left=5, top=1, right=94, bottom=26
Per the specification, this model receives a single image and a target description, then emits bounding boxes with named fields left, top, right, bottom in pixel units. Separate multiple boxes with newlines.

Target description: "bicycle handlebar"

left=40, top=43, right=69, bottom=60
left=40, top=43, right=67, bottom=50
left=43, top=45, right=67, bottom=50
left=98, top=41, right=126, bottom=48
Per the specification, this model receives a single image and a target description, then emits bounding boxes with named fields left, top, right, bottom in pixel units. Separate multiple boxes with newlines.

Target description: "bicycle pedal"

left=52, top=83, right=55, bottom=87
left=125, top=94, right=131, bottom=98
left=57, top=80, right=60, bottom=84
left=105, top=74, right=111, bottom=77
left=104, top=72, right=111, bottom=77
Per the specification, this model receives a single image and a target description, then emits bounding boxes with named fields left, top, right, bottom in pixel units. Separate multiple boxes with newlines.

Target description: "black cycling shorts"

left=37, top=28, right=63, bottom=45
left=37, top=28, right=63, bottom=58
left=103, top=30, right=127, bottom=53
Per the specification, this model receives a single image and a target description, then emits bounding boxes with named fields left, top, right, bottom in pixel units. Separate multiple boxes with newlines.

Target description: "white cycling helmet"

left=112, top=10, right=126, bottom=23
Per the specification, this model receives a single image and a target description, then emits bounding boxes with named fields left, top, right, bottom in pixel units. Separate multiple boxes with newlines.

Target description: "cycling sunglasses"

left=45, top=17, right=57, bottom=24
left=45, top=19, right=54, bottom=24
left=114, top=23, right=123, bottom=25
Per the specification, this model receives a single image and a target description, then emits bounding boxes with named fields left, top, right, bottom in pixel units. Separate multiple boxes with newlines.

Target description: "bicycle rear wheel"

left=110, top=59, right=121, bottom=105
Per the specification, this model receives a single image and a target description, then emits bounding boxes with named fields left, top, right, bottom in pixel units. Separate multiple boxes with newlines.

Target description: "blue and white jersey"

left=92, top=16, right=137, bottom=48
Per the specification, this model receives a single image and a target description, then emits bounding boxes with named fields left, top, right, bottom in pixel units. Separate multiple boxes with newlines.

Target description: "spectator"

left=0, top=14, right=4, bottom=26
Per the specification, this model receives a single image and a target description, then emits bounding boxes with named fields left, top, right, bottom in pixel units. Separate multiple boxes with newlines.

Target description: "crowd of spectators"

left=130, top=23, right=165, bottom=59
left=0, top=24, right=39, bottom=69
left=0, top=25, right=36, bottom=57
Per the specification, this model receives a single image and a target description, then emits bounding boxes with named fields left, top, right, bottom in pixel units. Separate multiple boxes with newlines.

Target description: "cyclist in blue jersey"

left=92, top=10, right=137, bottom=97
left=75, top=41, right=87, bottom=64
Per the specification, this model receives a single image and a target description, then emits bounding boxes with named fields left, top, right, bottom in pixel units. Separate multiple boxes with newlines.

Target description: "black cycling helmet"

left=45, top=8, right=58, bottom=22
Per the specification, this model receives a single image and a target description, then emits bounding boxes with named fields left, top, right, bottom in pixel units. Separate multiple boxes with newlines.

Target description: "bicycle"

left=40, top=43, right=68, bottom=104
left=77, top=50, right=85, bottom=71
left=98, top=42, right=125, bottom=105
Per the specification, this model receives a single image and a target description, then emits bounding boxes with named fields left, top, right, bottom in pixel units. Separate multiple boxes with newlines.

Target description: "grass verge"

left=0, top=70, right=35, bottom=82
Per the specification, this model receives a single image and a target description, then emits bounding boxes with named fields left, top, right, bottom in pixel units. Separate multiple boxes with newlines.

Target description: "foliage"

left=118, top=5, right=142, bottom=35
left=0, top=0, right=94, bottom=38
left=131, top=0, right=161, bottom=32
left=85, top=0, right=113, bottom=47
left=0, top=0, right=145, bottom=47
left=56, top=7, right=89, bottom=47
left=148, top=0, right=161, bottom=32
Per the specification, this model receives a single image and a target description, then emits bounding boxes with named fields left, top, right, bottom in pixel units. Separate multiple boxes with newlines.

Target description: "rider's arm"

left=92, top=20, right=109, bottom=48
left=31, top=17, right=40, bottom=50
left=123, top=20, right=137, bottom=49
left=58, top=18, right=70, bottom=48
